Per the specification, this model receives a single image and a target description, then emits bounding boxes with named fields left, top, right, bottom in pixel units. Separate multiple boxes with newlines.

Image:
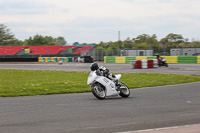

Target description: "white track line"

left=117, top=124, right=200, bottom=133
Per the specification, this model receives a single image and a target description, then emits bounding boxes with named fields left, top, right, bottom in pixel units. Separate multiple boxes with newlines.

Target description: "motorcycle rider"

left=156, top=54, right=161, bottom=61
left=156, top=54, right=167, bottom=67
left=90, top=62, right=120, bottom=88
left=156, top=54, right=163, bottom=64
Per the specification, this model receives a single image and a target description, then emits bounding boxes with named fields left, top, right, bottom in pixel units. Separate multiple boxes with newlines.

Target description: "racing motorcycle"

left=158, top=58, right=168, bottom=67
left=87, top=71, right=130, bottom=100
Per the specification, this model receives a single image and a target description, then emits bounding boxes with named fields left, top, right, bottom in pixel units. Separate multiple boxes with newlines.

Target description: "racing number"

left=110, top=83, right=114, bottom=88
left=103, top=78, right=114, bottom=89
left=103, top=78, right=109, bottom=83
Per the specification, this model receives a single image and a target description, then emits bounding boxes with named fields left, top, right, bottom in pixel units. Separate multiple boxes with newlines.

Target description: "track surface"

left=0, top=63, right=200, bottom=75
left=0, top=63, right=200, bottom=133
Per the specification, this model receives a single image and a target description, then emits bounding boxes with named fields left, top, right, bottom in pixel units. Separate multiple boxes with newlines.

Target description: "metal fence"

left=93, top=48, right=171, bottom=61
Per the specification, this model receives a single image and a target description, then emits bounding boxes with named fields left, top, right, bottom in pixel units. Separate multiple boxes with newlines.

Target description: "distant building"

left=121, top=49, right=153, bottom=56
left=170, top=48, right=200, bottom=56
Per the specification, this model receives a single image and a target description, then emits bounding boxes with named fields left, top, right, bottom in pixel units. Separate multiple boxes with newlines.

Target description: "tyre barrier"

left=38, top=57, right=72, bottom=63
left=131, top=59, right=158, bottom=69
left=38, top=56, right=93, bottom=63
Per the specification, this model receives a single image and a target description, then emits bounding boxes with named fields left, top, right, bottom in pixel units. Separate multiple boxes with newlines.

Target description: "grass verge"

left=0, top=69, right=200, bottom=97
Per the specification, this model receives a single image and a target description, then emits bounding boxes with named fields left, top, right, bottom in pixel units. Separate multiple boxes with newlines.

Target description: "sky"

left=1, top=0, right=200, bottom=44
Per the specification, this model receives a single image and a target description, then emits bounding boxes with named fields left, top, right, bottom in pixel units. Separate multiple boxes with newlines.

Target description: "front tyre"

left=91, top=84, right=106, bottom=100
left=119, top=82, right=130, bottom=98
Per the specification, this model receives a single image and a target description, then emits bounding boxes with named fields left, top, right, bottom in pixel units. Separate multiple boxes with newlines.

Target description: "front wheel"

left=91, top=84, right=106, bottom=100
left=119, top=82, right=130, bottom=98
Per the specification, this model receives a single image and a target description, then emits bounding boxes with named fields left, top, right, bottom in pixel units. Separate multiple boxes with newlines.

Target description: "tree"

left=0, top=24, right=22, bottom=46
left=146, top=34, right=160, bottom=48
left=132, top=34, right=160, bottom=49
left=54, top=36, right=67, bottom=45
left=133, top=34, right=150, bottom=43
left=23, top=34, right=49, bottom=45
left=190, top=39, right=200, bottom=47
left=160, top=33, right=184, bottom=48
left=134, top=42, right=148, bottom=49
left=73, top=42, right=79, bottom=45
left=123, top=37, right=133, bottom=49
left=23, top=34, right=67, bottom=46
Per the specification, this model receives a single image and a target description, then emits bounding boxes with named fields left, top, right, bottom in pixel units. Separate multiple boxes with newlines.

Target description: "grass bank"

left=0, top=69, right=200, bottom=97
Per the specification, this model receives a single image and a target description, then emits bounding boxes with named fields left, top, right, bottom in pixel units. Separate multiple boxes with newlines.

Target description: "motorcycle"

left=87, top=71, right=130, bottom=100
left=158, top=58, right=168, bottom=67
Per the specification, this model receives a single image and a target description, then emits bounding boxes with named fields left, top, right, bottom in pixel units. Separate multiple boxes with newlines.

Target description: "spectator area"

left=0, top=46, right=25, bottom=55
left=73, top=46, right=93, bottom=54
left=0, top=45, right=93, bottom=56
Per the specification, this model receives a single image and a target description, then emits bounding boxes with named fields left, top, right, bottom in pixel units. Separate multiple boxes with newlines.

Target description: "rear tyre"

left=119, top=82, right=130, bottom=98
left=165, top=63, right=168, bottom=67
left=91, top=84, right=106, bottom=100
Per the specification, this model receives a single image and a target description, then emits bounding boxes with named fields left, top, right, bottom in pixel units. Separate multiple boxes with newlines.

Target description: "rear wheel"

left=91, top=84, right=106, bottom=100
left=119, top=82, right=130, bottom=98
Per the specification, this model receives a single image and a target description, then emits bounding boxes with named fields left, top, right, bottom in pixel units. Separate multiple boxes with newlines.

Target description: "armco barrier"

left=115, top=57, right=126, bottom=63
left=198, top=56, right=200, bottom=63
left=178, top=56, right=197, bottom=63
left=162, top=56, right=177, bottom=63
left=105, top=56, right=115, bottom=63
left=136, top=56, right=147, bottom=60
left=126, top=56, right=136, bottom=63
left=147, top=56, right=156, bottom=59
left=104, top=56, right=200, bottom=64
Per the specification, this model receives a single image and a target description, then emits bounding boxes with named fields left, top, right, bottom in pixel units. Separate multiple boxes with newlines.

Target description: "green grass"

left=0, top=69, right=200, bottom=97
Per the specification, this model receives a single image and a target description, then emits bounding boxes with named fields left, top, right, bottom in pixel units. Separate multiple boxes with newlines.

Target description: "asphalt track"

left=0, top=63, right=200, bottom=75
left=0, top=63, right=200, bottom=133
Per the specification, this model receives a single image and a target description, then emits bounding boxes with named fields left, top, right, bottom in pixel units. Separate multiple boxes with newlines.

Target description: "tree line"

left=1, top=24, right=200, bottom=48
left=0, top=24, right=67, bottom=46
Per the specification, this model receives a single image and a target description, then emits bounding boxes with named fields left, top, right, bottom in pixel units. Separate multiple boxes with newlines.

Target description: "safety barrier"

left=178, top=56, right=197, bottom=63
left=162, top=56, right=177, bottom=63
left=104, top=56, right=200, bottom=63
left=38, top=57, right=72, bottom=62
left=125, top=57, right=136, bottom=63
left=136, top=56, right=147, bottom=60
left=105, top=56, right=115, bottom=63
left=131, top=59, right=158, bottom=69
left=198, top=56, right=200, bottom=63
left=115, top=57, right=126, bottom=63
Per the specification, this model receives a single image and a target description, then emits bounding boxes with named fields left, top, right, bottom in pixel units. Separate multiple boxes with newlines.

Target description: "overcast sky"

left=1, top=0, right=200, bottom=44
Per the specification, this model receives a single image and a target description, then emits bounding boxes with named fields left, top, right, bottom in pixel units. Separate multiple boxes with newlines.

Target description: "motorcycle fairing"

left=95, top=76, right=119, bottom=96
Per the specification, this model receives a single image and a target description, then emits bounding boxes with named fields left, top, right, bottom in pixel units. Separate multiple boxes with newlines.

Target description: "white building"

left=170, top=48, right=200, bottom=56
left=121, top=49, right=153, bottom=56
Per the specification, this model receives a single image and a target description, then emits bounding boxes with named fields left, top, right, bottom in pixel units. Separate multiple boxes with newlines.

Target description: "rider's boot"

left=108, top=74, right=121, bottom=90
left=115, top=79, right=121, bottom=91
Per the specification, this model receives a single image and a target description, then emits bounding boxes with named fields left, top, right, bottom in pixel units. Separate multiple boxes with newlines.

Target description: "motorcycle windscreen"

left=115, top=74, right=121, bottom=80
left=87, top=71, right=97, bottom=85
